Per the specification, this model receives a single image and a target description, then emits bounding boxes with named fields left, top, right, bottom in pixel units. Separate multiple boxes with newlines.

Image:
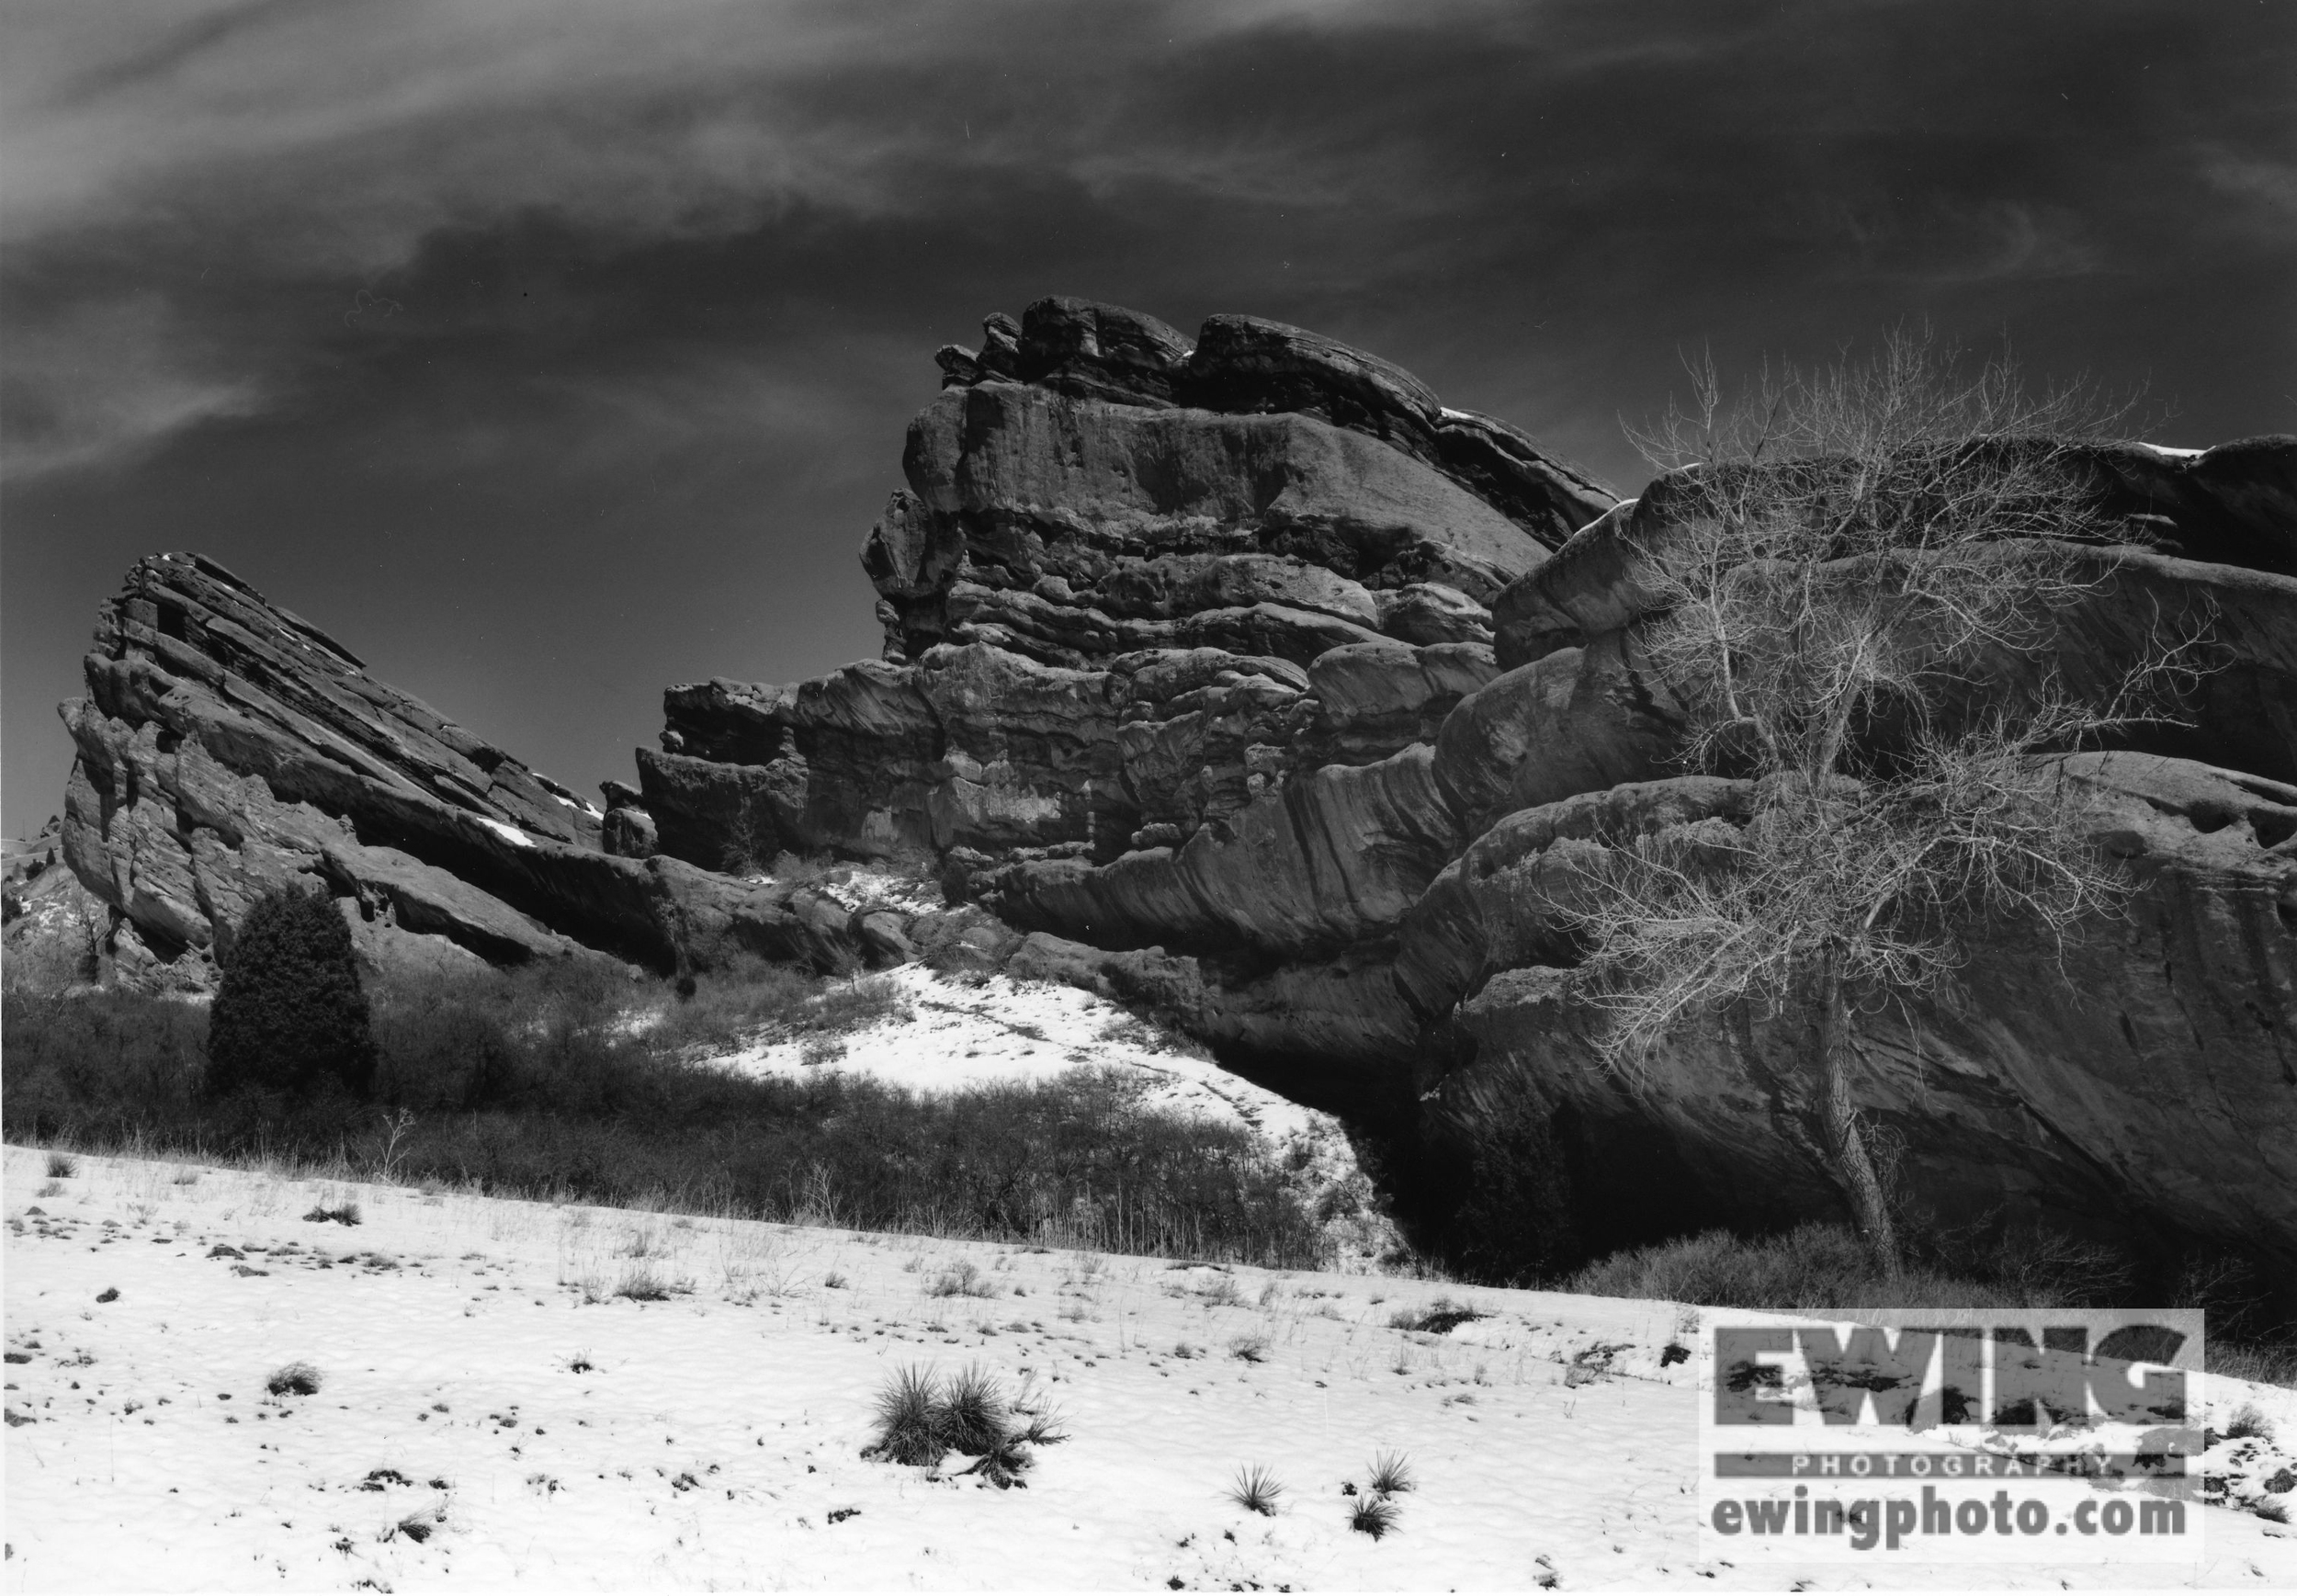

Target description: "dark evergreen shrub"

left=1435, top=1070, right=1581, bottom=1285
left=206, top=886, right=377, bottom=1101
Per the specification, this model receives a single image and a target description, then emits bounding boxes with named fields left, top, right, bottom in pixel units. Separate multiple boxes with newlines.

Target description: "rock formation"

left=624, top=298, right=2297, bottom=1262
left=47, top=296, right=2297, bottom=1271
left=4, top=819, right=108, bottom=991
left=54, top=554, right=905, bottom=989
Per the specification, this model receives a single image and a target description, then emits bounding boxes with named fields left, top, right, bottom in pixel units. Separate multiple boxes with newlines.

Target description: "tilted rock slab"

left=59, top=555, right=881, bottom=986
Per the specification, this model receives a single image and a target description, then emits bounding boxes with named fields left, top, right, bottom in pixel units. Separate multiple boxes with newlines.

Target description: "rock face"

left=1405, top=755, right=2297, bottom=1253
left=55, top=555, right=901, bottom=988
left=50, top=297, right=2297, bottom=1272
left=4, top=819, right=110, bottom=991
left=625, top=299, right=2297, bottom=1265
left=638, top=303, right=1611, bottom=921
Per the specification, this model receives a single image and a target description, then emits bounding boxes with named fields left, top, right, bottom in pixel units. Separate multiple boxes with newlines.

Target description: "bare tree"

left=1550, top=328, right=2190, bottom=1274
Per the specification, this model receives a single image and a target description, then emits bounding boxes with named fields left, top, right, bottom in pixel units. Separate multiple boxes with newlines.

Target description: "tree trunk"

left=1812, top=939, right=1902, bottom=1278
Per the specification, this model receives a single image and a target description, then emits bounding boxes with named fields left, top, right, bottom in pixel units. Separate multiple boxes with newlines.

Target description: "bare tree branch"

left=1545, top=329, right=2192, bottom=1273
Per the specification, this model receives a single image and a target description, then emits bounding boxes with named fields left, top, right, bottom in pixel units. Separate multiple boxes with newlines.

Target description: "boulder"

left=1182, top=312, right=1448, bottom=466
left=1015, top=296, right=1195, bottom=407
left=2086, top=436, right=2297, bottom=574
left=1374, top=582, right=1493, bottom=647
left=1492, top=436, right=2297, bottom=669
left=930, top=300, right=1619, bottom=549
left=1300, top=640, right=1500, bottom=768
left=1431, top=407, right=1619, bottom=549
left=1430, top=634, right=1688, bottom=836
left=1426, top=753, right=2297, bottom=1255
left=982, top=742, right=1465, bottom=958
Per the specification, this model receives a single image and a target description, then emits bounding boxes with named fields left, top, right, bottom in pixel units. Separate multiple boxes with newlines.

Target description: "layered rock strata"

left=628, top=300, right=2297, bottom=1259
left=56, top=555, right=893, bottom=986
left=52, top=297, right=2297, bottom=1267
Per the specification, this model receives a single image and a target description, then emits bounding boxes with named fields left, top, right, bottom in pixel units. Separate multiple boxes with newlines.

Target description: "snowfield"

left=685, top=960, right=1397, bottom=1269
left=7, top=1148, right=2295, bottom=1591
left=704, top=965, right=1326, bottom=1143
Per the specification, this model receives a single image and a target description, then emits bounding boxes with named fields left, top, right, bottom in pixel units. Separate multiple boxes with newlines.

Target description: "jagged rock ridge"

left=55, top=554, right=927, bottom=987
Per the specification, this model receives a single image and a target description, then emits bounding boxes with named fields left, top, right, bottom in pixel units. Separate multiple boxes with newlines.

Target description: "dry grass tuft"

left=1367, top=1450, right=1415, bottom=1496
left=266, top=1362, right=322, bottom=1397
left=928, top=1261, right=997, bottom=1299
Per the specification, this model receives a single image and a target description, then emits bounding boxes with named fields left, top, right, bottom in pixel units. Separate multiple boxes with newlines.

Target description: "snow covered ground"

left=7, top=1147, right=2295, bottom=1591
left=691, top=962, right=1396, bottom=1269
left=705, top=965, right=1313, bottom=1139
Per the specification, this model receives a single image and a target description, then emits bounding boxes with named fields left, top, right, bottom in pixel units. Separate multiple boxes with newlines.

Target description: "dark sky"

left=6, top=0, right=2293, bottom=833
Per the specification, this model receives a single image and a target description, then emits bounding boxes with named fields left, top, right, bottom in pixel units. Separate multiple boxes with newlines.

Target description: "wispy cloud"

left=2196, top=147, right=2297, bottom=240
left=1829, top=197, right=2108, bottom=288
left=0, top=294, right=263, bottom=479
left=6, top=0, right=2293, bottom=836
left=6, top=0, right=1522, bottom=474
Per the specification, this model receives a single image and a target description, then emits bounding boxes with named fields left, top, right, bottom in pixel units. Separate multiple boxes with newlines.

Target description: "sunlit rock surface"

left=49, top=301, right=2297, bottom=1266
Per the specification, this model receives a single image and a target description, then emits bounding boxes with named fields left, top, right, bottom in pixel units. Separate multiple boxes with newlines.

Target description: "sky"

left=5, top=0, right=2293, bottom=833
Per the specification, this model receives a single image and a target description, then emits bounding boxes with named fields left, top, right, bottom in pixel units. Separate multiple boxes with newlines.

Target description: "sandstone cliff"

left=48, top=298, right=2297, bottom=1270
left=54, top=554, right=910, bottom=988
left=625, top=299, right=2296, bottom=1262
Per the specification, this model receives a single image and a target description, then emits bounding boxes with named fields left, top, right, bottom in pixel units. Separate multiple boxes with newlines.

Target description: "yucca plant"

left=867, top=1365, right=947, bottom=1466
left=1349, top=1493, right=1401, bottom=1539
left=939, top=1364, right=1008, bottom=1456
left=1228, top=1464, right=1283, bottom=1516
left=1366, top=1450, right=1415, bottom=1496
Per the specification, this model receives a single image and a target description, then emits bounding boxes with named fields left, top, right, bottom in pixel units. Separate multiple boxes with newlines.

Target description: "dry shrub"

left=266, top=1362, right=322, bottom=1397
left=1565, top=1222, right=2133, bottom=1311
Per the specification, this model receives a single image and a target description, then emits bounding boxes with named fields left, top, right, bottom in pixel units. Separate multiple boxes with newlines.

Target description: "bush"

left=1554, top=1221, right=2294, bottom=1387
left=928, top=1262, right=995, bottom=1298
left=865, top=1364, right=1053, bottom=1487
left=1390, top=1297, right=1484, bottom=1334
left=4, top=959, right=1328, bottom=1272
left=2224, top=1403, right=2273, bottom=1442
left=266, top=1362, right=322, bottom=1397
left=1425, top=1069, right=1579, bottom=1285
left=1567, top=1222, right=2131, bottom=1312
left=2211, top=1341, right=2297, bottom=1390
left=1573, top=1223, right=1895, bottom=1308
left=44, top=1152, right=75, bottom=1178
left=206, top=887, right=376, bottom=1102
left=2, top=990, right=207, bottom=1143
left=613, top=1262, right=679, bottom=1302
